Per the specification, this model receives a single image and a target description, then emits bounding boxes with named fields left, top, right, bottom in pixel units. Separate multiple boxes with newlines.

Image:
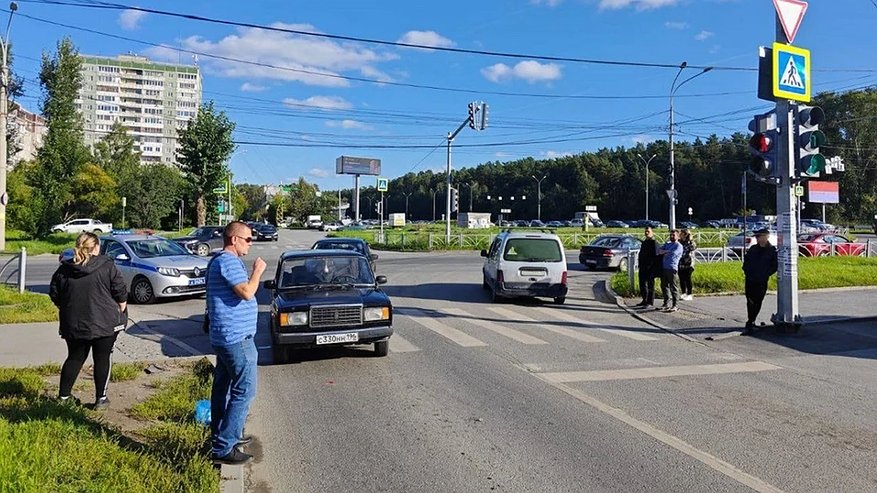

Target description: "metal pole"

left=468, top=182, right=473, bottom=212
left=669, top=89, right=677, bottom=231
left=742, top=172, right=747, bottom=234
left=822, top=203, right=826, bottom=223
left=380, top=191, right=384, bottom=238
left=446, top=133, right=452, bottom=243
left=0, top=4, right=16, bottom=252
left=17, top=246, right=25, bottom=293
left=338, top=189, right=342, bottom=221
left=354, top=174, right=361, bottom=222
left=637, top=154, right=656, bottom=221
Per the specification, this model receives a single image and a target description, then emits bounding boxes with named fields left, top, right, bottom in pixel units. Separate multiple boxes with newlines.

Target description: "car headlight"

left=157, top=267, right=180, bottom=277
left=364, top=306, right=390, bottom=321
left=279, top=312, right=308, bottom=326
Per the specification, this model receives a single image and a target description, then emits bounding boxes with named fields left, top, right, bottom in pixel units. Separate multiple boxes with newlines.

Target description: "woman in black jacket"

left=50, top=232, right=128, bottom=409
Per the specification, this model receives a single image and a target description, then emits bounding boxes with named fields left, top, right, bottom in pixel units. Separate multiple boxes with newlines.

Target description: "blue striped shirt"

left=207, top=252, right=257, bottom=347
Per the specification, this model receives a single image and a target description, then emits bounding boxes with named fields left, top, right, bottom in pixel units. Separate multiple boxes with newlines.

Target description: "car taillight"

left=602, top=250, right=614, bottom=257
left=497, top=270, right=504, bottom=285
left=561, top=271, right=568, bottom=285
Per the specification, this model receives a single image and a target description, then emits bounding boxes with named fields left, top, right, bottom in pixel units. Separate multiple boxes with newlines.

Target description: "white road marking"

left=487, top=306, right=606, bottom=343
left=533, top=306, right=659, bottom=341
left=541, top=361, right=781, bottom=383
left=530, top=370, right=785, bottom=493
left=445, top=308, right=548, bottom=345
left=407, top=311, right=487, bottom=347
left=388, top=334, right=420, bottom=353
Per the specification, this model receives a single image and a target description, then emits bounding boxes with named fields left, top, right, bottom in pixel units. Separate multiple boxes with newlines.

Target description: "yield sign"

left=773, top=0, right=808, bottom=44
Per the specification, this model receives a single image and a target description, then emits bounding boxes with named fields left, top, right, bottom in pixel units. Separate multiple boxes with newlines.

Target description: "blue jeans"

left=211, top=335, right=258, bottom=457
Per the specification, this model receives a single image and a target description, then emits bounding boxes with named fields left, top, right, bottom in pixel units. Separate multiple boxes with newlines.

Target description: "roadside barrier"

left=0, top=247, right=27, bottom=293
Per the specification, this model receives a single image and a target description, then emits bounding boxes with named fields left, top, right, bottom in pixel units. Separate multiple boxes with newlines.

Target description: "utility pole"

left=637, top=153, right=656, bottom=221
left=403, top=192, right=413, bottom=219
left=531, top=175, right=546, bottom=221
left=0, top=3, right=17, bottom=251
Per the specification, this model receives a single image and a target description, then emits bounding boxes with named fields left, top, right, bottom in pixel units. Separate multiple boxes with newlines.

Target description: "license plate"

left=585, top=260, right=597, bottom=265
left=316, top=333, right=359, bottom=345
left=188, top=277, right=206, bottom=286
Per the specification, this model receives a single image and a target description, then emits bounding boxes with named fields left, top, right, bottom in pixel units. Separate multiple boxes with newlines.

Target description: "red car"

left=797, top=233, right=865, bottom=257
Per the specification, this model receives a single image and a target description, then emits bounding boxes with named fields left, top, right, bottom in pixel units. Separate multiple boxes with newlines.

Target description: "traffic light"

left=479, top=102, right=489, bottom=130
left=451, top=188, right=459, bottom=212
left=748, top=111, right=778, bottom=180
left=468, top=102, right=477, bottom=130
left=796, top=105, right=826, bottom=178
left=375, top=201, right=382, bottom=216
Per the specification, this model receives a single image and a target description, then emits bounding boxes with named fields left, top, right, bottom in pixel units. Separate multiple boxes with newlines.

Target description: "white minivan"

left=481, top=231, right=569, bottom=304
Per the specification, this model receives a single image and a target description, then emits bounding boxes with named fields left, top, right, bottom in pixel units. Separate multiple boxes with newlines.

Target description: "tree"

left=68, top=163, right=118, bottom=220
left=93, top=121, right=140, bottom=182
left=176, top=101, right=236, bottom=226
left=237, top=183, right=268, bottom=221
left=28, top=37, right=89, bottom=236
left=286, top=178, right=320, bottom=223
left=124, top=165, right=185, bottom=229
left=7, top=161, right=35, bottom=233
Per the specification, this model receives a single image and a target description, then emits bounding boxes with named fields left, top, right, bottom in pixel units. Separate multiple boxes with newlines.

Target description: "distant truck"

left=457, top=212, right=491, bottom=229
left=306, top=215, right=323, bottom=229
left=51, top=218, right=113, bottom=234
left=388, top=213, right=406, bottom=227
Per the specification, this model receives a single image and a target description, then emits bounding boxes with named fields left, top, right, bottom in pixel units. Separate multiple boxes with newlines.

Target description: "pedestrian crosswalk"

left=386, top=304, right=665, bottom=354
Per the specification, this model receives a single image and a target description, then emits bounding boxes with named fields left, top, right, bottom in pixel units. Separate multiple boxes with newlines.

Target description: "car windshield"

left=503, top=238, right=562, bottom=262
left=591, top=237, right=622, bottom=248
left=188, top=228, right=208, bottom=236
left=278, top=256, right=375, bottom=287
left=313, top=241, right=365, bottom=255
left=127, top=238, right=190, bottom=258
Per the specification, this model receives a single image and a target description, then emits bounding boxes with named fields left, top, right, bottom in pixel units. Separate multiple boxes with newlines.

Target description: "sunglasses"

left=234, top=235, right=254, bottom=243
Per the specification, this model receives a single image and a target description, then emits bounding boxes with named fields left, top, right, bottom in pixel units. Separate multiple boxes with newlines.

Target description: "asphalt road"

left=16, top=230, right=877, bottom=492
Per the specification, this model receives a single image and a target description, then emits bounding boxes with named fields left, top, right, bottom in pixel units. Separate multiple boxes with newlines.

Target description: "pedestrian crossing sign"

left=377, top=177, right=389, bottom=192
left=772, top=42, right=810, bottom=102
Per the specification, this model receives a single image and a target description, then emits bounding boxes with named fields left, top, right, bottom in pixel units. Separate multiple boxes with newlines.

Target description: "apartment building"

left=9, top=105, right=46, bottom=167
left=77, top=54, right=202, bottom=165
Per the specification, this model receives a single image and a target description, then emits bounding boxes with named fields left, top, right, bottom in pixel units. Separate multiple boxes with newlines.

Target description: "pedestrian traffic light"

left=748, top=111, right=778, bottom=180
left=375, top=201, right=382, bottom=215
left=451, top=187, right=459, bottom=212
left=796, top=105, right=826, bottom=178
left=468, top=102, right=477, bottom=130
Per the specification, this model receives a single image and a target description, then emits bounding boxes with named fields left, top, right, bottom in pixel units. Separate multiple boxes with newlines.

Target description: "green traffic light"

left=808, top=130, right=826, bottom=149
left=805, top=154, right=827, bottom=175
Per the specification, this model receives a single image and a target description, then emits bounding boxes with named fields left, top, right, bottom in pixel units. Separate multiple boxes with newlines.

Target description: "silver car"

left=99, top=234, right=210, bottom=304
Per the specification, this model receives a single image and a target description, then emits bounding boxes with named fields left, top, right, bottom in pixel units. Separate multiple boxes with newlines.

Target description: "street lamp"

left=431, top=188, right=442, bottom=222
left=402, top=192, right=413, bottom=219
left=365, top=196, right=376, bottom=219
left=668, top=62, right=712, bottom=230
left=636, top=153, right=657, bottom=221
left=531, top=175, right=547, bottom=222
left=0, top=2, right=18, bottom=251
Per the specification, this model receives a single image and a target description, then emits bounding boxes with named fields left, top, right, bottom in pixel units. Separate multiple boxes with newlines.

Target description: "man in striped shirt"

left=208, top=221, right=266, bottom=465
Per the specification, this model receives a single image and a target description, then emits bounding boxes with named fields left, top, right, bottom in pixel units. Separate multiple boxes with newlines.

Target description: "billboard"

left=807, top=180, right=839, bottom=204
left=336, top=156, right=381, bottom=176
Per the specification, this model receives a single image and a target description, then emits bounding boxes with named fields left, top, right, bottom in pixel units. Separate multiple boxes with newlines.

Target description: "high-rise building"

left=9, top=105, right=46, bottom=168
left=76, top=54, right=202, bottom=165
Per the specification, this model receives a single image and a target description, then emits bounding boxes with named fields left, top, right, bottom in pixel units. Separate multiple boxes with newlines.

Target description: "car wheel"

left=274, top=237, right=279, bottom=242
left=52, top=229, right=63, bottom=233
left=196, top=243, right=210, bottom=256
left=374, top=340, right=389, bottom=357
left=587, top=264, right=596, bottom=271
left=272, top=345, right=288, bottom=365
left=554, top=297, right=566, bottom=305
left=131, top=277, right=155, bottom=304
left=617, top=258, right=628, bottom=272
left=93, top=229, right=103, bottom=234
left=482, top=273, right=490, bottom=290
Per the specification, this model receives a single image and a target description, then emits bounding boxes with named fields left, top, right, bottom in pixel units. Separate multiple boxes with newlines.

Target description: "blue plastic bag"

left=194, top=399, right=211, bottom=425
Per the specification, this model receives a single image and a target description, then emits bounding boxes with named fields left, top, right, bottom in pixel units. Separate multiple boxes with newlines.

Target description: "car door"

left=484, top=237, right=501, bottom=284
left=207, top=228, right=224, bottom=250
left=101, top=239, right=135, bottom=286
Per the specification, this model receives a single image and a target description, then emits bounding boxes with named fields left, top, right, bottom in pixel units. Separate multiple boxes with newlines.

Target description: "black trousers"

left=639, top=272, right=655, bottom=304
left=678, top=267, right=694, bottom=296
left=745, top=279, right=769, bottom=324
left=661, top=269, right=679, bottom=307
left=60, top=333, right=118, bottom=400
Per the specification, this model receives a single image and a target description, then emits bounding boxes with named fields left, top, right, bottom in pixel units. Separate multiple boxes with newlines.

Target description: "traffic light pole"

left=772, top=15, right=801, bottom=329
left=446, top=119, right=470, bottom=244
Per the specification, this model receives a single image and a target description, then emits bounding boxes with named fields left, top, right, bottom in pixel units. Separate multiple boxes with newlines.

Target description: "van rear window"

left=503, top=239, right=562, bottom=262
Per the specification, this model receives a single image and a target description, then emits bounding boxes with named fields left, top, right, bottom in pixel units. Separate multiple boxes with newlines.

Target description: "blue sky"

left=10, top=0, right=877, bottom=190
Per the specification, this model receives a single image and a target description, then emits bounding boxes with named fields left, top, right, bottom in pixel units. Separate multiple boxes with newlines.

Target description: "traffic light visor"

left=799, top=106, right=824, bottom=126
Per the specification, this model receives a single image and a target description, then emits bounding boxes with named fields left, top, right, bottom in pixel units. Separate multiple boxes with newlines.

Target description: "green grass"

left=110, top=362, right=147, bottom=383
left=611, top=256, right=877, bottom=297
left=130, top=358, right=212, bottom=422
left=0, top=363, right=219, bottom=492
left=5, top=230, right=78, bottom=255
left=0, top=285, right=58, bottom=324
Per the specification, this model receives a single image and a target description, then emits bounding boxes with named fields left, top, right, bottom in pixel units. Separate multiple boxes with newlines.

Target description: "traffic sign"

left=773, top=43, right=810, bottom=102
left=213, top=185, right=228, bottom=194
left=773, top=0, right=808, bottom=44
left=794, top=185, right=804, bottom=197
left=584, top=205, right=597, bottom=212
left=376, top=177, right=389, bottom=192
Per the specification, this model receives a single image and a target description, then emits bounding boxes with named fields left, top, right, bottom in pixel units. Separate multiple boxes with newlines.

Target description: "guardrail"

left=0, top=247, right=28, bottom=293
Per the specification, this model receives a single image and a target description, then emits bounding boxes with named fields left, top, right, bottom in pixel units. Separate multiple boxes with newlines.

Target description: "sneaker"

left=681, top=294, right=693, bottom=301
left=238, top=435, right=254, bottom=446
left=664, top=306, right=679, bottom=312
left=634, top=301, right=648, bottom=307
left=656, top=305, right=669, bottom=311
left=213, top=448, right=253, bottom=465
left=94, top=397, right=110, bottom=410
left=58, top=395, right=81, bottom=406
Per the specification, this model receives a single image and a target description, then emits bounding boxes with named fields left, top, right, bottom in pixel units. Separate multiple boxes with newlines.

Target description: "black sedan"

left=263, top=250, right=393, bottom=363
left=312, top=237, right=378, bottom=271
left=579, top=234, right=641, bottom=271
left=172, top=226, right=224, bottom=256
left=252, top=223, right=279, bottom=241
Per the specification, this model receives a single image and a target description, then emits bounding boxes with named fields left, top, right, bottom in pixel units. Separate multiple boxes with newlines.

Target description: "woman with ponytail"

left=50, top=232, right=129, bottom=409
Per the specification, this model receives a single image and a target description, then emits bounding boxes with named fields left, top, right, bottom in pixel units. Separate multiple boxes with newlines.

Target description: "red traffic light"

left=749, top=133, right=772, bottom=153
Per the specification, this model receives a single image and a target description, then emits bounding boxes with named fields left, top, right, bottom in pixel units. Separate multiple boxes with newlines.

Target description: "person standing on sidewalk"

left=742, top=228, right=778, bottom=334
left=49, top=232, right=128, bottom=410
left=207, top=221, right=266, bottom=466
left=678, top=229, right=697, bottom=301
left=635, top=227, right=659, bottom=307
left=656, top=229, right=683, bottom=312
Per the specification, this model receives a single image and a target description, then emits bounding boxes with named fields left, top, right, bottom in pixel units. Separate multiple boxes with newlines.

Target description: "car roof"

left=100, top=234, right=167, bottom=241
left=280, top=249, right=367, bottom=261
left=498, top=230, right=560, bottom=239
left=314, top=237, right=367, bottom=245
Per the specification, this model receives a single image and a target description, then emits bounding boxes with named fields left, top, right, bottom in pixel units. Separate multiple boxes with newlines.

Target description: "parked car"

left=801, top=219, right=834, bottom=232
left=514, top=220, right=529, bottom=227
left=797, top=233, right=865, bottom=257
left=341, top=222, right=370, bottom=231
left=703, top=220, right=722, bottom=228
left=579, top=234, right=641, bottom=271
left=481, top=230, right=568, bottom=304
left=561, top=220, right=572, bottom=227
left=172, top=226, right=224, bottom=256
left=727, top=229, right=778, bottom=254
left=263, top=250, right=392, bottom=363
left=312, top=237, right=378, bottom=271
left=51, top=218, right=113, bottom=234
left=252, top=223, right=279, bottom=241
left=528, top=220, right=546, bottom=228
left=321, top=221, right=343, bottom=232
left=546, top=221, right=563, bottom=228
left=605, top=220, right=630, bottom=228
left=679, top=221, right=698, bottom=229
left=99, top=233, right=209, bottom=304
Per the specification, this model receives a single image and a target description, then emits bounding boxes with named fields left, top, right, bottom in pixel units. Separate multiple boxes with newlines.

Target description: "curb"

left=602, top=280, right=700, bottom=343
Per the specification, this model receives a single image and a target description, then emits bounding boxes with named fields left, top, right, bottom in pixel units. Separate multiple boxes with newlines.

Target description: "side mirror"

left=213, top=231, right=222, bottom=237
left=375, top=275, right=388, bottom=285
left=262, top=280, right=276, bottom=290
left=369, top=254, right=379, bottom=261
left=115, top=254, right=130, bottom=261
left=480, top=249, right=488, bottom=257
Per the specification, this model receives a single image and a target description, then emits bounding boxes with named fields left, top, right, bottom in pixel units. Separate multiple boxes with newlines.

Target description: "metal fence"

left=0, top=247, right=28, bottom=293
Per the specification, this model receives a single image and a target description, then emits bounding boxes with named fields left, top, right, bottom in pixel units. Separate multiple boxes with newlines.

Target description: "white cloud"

left=495, top=152, right=514, bottom=159
left=145, top=22, right=398, bottom=87
left=118, top=9, right=147, bottom=30
left=396, top=30, right=456, bottom=50
left=308, top=168, right=330, bottom=178
left=631, top=135, right=653, bottom=145
left=694, top=30, right=714, bottom=41
left=530, top=0, right=564, bottom=6
left=240, top=82, right=268, bottom=92
left=708, top=45, right=721, bottom=54
left=325, top=119, right=372, bottom=130
left=664, top=21, right=689, bottom=30
left=283, top=96, right=353, bottom=111
left=598, top=0, right=679, bottom=10
left=543, top=150, right=574, bottom=159
left=481, top=60, right=562, bottom=84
